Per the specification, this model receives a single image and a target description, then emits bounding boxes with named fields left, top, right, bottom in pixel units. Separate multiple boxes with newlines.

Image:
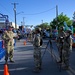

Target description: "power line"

left=24, top=7, right=56, bottom=15
left=0, top=3, right=14, bottom=22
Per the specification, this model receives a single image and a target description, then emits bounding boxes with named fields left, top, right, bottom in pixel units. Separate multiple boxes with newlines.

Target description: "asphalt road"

left=0, top=39, right=75, bottom=75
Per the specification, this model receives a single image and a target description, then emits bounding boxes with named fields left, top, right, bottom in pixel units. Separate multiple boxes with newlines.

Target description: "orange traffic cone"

left=4, top=64, right=9, bottom=75
left=24, top=40, right=26, bottom=45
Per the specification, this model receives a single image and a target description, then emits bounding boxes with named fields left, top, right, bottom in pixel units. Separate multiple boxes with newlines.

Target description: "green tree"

left=72, top=12, right=75, bottom=28
left=72, top=21, right=75, bottom=27
left=50, top=13, right=72, bottom=29
left=35, top=22, right=51, bottom=30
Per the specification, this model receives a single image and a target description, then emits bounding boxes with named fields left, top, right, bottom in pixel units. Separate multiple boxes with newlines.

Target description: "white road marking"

left=0, top=67, right=28, bottom=72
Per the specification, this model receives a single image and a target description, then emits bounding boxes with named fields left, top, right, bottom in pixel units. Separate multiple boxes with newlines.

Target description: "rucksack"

left=64, top=36, right=70, bottom=46
left=40, top=38, right=43, bottom=46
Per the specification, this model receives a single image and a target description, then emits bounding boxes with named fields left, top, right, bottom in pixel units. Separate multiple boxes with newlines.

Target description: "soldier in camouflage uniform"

left=33, top=28, right=42, bottom=72
left=63, top=30, right=73, bottom=69
left=2, top=25, right=15, bottom=63
left=57, top=26, right=66, bottom=63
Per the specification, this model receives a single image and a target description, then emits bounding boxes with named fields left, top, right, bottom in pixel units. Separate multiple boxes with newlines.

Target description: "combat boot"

left=39, top=61, right=42, bottom=70
left=5, top=60, right=8, bottom=64
left=63, top=66, right=69, bottom=70
left=33, top=67, right=40, bottom=73
left=9, top=59, right=14, bottom=63
left=57, top=60, right=62, bottom=63
left=38, top=66, right=42, bottom=70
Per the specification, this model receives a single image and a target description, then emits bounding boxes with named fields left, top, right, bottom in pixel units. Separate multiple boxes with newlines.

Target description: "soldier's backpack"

left=40, top=38, right=43, bottom=46
left=63, top=36, right=70, bottom=48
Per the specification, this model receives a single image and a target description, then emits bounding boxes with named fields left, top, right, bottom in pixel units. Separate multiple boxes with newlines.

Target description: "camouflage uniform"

left=33, top=28, right=42, bottom=72
left=28, top=32, right=32, bottom=41
left=63, top=30, right=73, bottom=69
left=2, top=26, right=14, bottom=63
left=57, top=27, right=66, bottom=63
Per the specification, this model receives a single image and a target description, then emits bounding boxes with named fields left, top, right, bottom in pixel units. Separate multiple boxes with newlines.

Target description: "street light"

left=12, top=3, right=24, bottom=29
left=41, top=20, right=43, bottom=24
left=16, top=12, right=24, bottom=15
left=14, top=11, right=24, bottom=29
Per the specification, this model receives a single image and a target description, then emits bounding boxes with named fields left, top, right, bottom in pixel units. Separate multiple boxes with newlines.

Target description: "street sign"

left=0, top=18, right=5, bottom=21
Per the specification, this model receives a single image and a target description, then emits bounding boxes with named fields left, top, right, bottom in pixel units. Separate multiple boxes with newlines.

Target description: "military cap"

left=8, top=25, right=13, bottom=28
left=66, top=30, right=72, bottom=34
left=35, top=27, right=41, bottom=31
left=60, top=26, right=64, bottom=29
left=59, top=26, right=64, bottom=30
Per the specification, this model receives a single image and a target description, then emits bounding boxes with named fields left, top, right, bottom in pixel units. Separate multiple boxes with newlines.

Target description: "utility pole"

left=12, top=3, right=18, bottom=29
left=23, top=17, right=25, bottom=26
left=73, top=12, right=75, bottom=20
left=56, top=5, right=58, bottom=19
left=56, top=5, right=58, bottom=29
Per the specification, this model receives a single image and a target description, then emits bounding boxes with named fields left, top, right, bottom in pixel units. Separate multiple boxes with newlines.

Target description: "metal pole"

left=12, top=3, right=18, bottom=29
left=56, top=5, right=58, bottom=18
left=23, top=17, right=25, bottom=26
left=41, top=20, right=43, bottom=24
left=56, top=5, right=58, bottom=28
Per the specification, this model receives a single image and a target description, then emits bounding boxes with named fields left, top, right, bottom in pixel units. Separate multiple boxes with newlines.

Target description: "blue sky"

left=0, top=0, right=75, bottom=27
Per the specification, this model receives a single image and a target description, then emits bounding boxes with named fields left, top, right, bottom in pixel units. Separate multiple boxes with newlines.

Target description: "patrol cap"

left=35, top=27, right=41, bottom=31
left=59, top=26, right=64, bottom=30
left=38, top=28, right=41, bottom=31
left=66, top=30, right=72, bottom=35
left=6, top=25, right=13, bottom=30
left=8, top=25, right=13, bottom=28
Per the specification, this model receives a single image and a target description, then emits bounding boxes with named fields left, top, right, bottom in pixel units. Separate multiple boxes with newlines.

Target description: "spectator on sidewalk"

left=2, top=25, right=15, bottom=63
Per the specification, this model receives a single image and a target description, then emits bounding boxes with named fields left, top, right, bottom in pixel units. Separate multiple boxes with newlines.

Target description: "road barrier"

left=0, top=40, right=5, bottom=60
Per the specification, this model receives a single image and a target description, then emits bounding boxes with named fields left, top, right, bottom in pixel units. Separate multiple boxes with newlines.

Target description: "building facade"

left=0, top=22, right=19, bottom=29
